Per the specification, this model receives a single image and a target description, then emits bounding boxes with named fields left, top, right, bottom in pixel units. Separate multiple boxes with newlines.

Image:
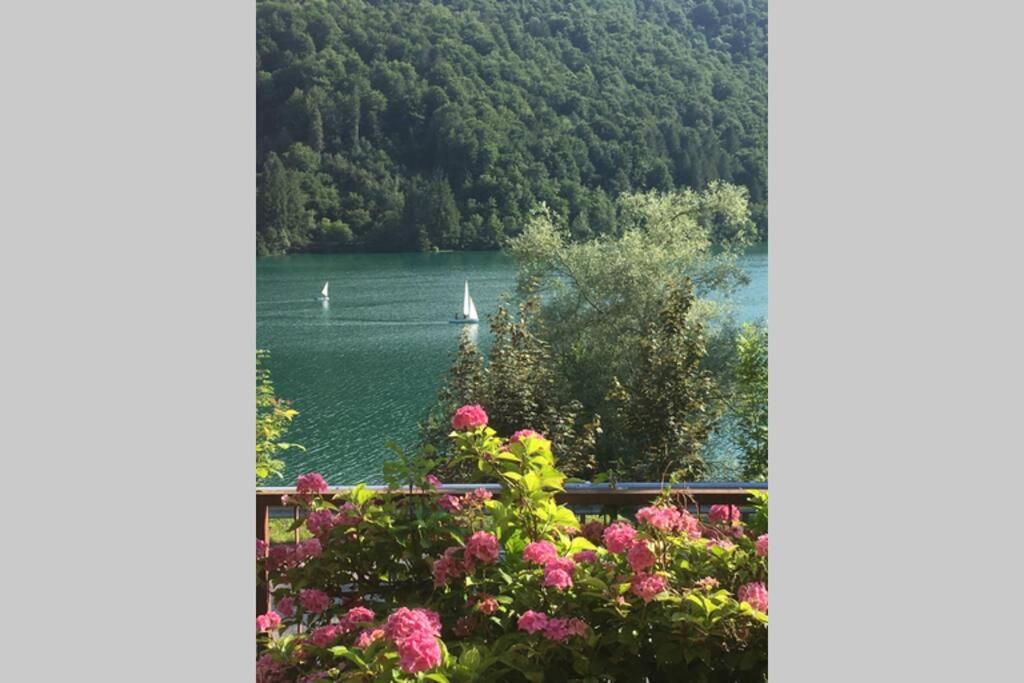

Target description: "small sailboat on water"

left=450, top=280, right=479, bottom=324
left=316, top=281, right=329, bottom=303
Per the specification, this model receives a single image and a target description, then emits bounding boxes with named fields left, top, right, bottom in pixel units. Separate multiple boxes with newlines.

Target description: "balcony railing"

left=256, top=481, right=767, bottom=614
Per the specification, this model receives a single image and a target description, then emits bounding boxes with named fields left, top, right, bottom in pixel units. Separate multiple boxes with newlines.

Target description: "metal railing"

left=256, top=482, right=767, bottom=614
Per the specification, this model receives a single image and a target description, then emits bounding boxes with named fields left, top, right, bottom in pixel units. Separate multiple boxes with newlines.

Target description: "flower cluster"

left=384, top=608, right=444, bottom=674
left=517, top=610, right=587, bottom=642
left=451, top=404, right=488, bottom=430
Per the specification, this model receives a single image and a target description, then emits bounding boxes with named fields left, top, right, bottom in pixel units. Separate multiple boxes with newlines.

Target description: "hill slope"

left=257, top=0, right=767, bottom=255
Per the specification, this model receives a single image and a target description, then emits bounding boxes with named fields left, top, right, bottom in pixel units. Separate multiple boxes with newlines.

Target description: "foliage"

left=607, top=282, right=721, bottom=481
left=732, top=322, right=768, bottom=479
left=421, top=301, right=600, bottom=481
left=503, top=185, right=752, bottom=474
left=257, top=349, right=305, bottom=482
left=256, top=0, right=768, bottom=254
left=257, top=414, right=768, bottom=681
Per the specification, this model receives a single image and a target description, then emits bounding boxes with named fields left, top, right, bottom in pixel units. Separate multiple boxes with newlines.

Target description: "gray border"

left=1, top=1, right=254, bottom=679
left=772, top=1, right=1020, bottom=679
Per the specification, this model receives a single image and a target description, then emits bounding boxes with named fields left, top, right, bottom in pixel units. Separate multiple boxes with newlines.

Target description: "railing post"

left=256, top=494, right=270, bottom=616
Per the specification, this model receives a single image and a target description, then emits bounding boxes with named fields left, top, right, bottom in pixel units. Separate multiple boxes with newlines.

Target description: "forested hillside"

left=257, top=0, right=767, bottom=255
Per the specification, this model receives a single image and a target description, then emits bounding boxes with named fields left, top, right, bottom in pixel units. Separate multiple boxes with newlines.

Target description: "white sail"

left=467, top=296, right=478, bottom=321
left=462, top=280, right=471, bottom=317
left=321, top=282, right=329, bottom=298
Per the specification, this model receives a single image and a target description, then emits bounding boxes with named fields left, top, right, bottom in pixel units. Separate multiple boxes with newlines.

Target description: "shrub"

left=257, top=409, right=767, bottom=682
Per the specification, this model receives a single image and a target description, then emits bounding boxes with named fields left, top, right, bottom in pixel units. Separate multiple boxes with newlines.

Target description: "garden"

left=257, top=405, right=768, bottom=682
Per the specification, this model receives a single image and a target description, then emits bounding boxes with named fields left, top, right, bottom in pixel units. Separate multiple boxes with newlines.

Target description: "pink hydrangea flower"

left=738, top=581, right=768, bottom=613
left=602, top=522, right=637, bottom=553
left=256, top=654, right=285, bottom=683
left=630, top=573, right=669, bottom=603
left=432, top=547, right=464, bottom=587
left=545, top=556, right=576, bottom=574
left=523, top=540, right=558, bottom=565
left=517, top=610, right=549, bottom=634
left=425, top=474, right=442, bottom=489
left=396, top=631, right=443, bottom=673
left=573, top=550, right=598, bottom=563
left=355, top=628, right=384, bottom=648
left=335, top=502, right=362, bottom=526
left=695, top=576, right=721, bottom=591
left=677, top=510, right=701, bottom=538
left=307, top=624, right=342, bottom=648
left=299, top=588, right=330, bottom=614
left=451, top=404, right=488, bottom=430
left=438, top=494, right=462, bottom=513
left=543, top=617, right=587, bottom=642
left=756, top=533, right=768, bottom=557
left=509, top=429, right=543, bottom=443
left=468, top=487, right=492, bottom=502
left=474, top=595, right=499, bottom=615
left=275, top=596, right=294, bottom=618
left=635, top=505, right=683, bottom=533
left=345, top=606, right=375, bottom=627
left=296, top=472, right=328, bottom=495
left=465, top=531, right=500, bottom=565
left=581, top=520, right=605, bottom=543
left=543, top=568, right=573, bottom=591
left=267, top=544, right=294, bottom=571
left=257, top=538, right=268, bottom=559
left=708, top=504, right=741, bottom=524
left=256, top=611, right=282, bottom=632
left=627, top=541, right=657, bottom=572
left=295, top=537, right=322, bottom=561
left=385, top=608, right=441, bottom=643
left=306, top=509, right=337, bottom=537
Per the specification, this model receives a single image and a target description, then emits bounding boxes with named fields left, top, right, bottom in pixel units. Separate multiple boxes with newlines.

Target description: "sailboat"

left=450, top=280, right=479, bottom=324
left=316, top=281, right=329, bottom=302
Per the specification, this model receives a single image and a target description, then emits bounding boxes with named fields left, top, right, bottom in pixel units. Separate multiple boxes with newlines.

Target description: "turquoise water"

left=257, top=247, right=766, bottom=484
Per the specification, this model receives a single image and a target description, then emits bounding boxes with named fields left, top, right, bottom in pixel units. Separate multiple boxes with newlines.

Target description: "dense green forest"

left=257, top=0, right=767, bottom=255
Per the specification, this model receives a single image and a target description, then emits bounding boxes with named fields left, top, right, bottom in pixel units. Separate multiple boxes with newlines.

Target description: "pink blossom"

left=451, top=404, right=488, bottom=430
left=708, top=504, right=741, bottom=524
left=738, top=581, right=768, bottom=613
left=307, top=624, right=342, bottom=648
left=257, top=611, right=282, bottom=632
left=573, top=550, right=598, bottom=564
left=267, top=544, right=294, bottom=571
left=465, top=531, right=500, bottom=565
left=306, top=509, right=337, bottom=537
left=295, top=537, right=322, bottom=561
left=296, top=472, right=328, bottom=495
left=636, top=505, right=683, bottom=533
left=355, top=628, right=384, bottom=648
left=581, top=520, right=605, bottom=544
left=695, top=576, right=721, bottom=591
left=425, top=474, right=442, bottom=489
left=432, top=547, right=464, bottom=587
left=627, top=541, right=657, bottom=572
left=543, top=617, right=588, bottom=642
left=385, top=608, right=441, bottom=643
left=438, top=494, right=462, bottom=513
left=299, top=588, right=330, bottom=614
left=474, top=595, right=498, bottom=615
left=756, top=533, right=768, bottom=557
left=345, top=606, right=375, bottom=627
left=275, top=596, right=294, bottom=618
left=257, top=538, right=268, bottom=560
left=517, top=610, right=549, bottom=634
left=396, top=631, right=443, bottom=673
left=545, top=556, right=576, bottom=574
left=256, top=654, right=285, bottom=683
left=523, top=540, right=558, bottom=565
left=543, top=568, right=573, bottom=591
left=509, top=429, right=543, bottom=443
left=602, top=522, right=638, bottom=553
left=630, top=573, right=669, bottom=603
left=677, top=510, right=701, bottom=538
left=468, top=487, right=493, bottom=503
left=335, top=502, right=362, bottom=526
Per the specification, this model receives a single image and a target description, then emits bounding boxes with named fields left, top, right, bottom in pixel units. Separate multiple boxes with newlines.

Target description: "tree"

left=607, top=283, right=721, bottom=481
left=733, top=322, right=768, bottom=479
left=256, top=152, right=312, bottom=255
left=256, top=350, right=304, bottom=482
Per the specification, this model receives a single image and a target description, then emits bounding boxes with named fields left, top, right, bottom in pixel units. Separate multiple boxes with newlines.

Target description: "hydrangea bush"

left=257, top=405, right=768, bottom=682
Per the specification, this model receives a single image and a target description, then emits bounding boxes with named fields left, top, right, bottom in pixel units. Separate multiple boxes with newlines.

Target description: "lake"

left=257, top=246, right=767, bottom=484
